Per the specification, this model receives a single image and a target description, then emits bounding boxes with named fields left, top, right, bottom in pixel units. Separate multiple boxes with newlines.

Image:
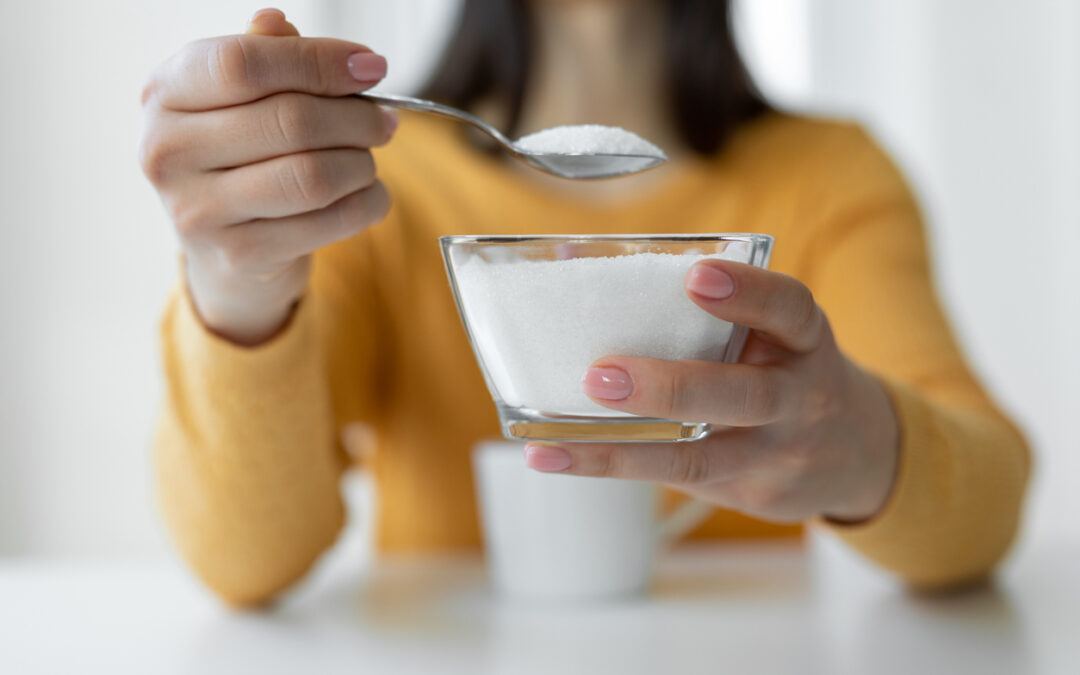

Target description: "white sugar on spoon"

left=514, top=125, right=667, bottom=159
left=513, top=125, right=667, bottom=179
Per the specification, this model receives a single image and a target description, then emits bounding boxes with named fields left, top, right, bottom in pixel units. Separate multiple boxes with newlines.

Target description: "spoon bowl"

left=521, top=152, right=666, bottom=179
left=360, top=92, right=667, bottom=180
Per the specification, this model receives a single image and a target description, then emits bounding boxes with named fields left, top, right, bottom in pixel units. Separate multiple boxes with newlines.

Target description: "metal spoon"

left=359, top=92, right=667, bottom=180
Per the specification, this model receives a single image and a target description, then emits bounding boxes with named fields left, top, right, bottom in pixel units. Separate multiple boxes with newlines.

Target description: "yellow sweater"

left=155, top=112, right=1030, bottom=605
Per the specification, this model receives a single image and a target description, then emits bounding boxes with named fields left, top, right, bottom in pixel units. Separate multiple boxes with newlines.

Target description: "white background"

left=0, top=0, right=1076, bottom=559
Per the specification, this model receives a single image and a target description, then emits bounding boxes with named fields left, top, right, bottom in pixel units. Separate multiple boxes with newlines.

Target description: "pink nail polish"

left=582, top=367, right=634, bottom=400
left=347, top=52, right=387, bottom=83
left=686, top=264, right=735, bottom=299
left=251, top=8, right=285, bottom=21
left=524, top=444, right=572, bottom=472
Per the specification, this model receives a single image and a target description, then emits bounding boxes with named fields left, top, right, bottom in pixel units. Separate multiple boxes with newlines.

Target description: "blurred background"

left=0, top=0, right=1076, bottom=560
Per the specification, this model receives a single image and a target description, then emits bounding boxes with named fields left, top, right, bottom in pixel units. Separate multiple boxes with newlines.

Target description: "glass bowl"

left=441, top=234, right=774, bottom=442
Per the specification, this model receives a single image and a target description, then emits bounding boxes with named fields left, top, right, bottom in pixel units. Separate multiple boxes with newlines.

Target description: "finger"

left=214, top=180, right=390, bottom=269
left=245, top=8, right=300, bottom=37
left=188, top=148, right=376, bottom=229
left=160, top=93, right=393, bottom=171
left=523, top=429, right=767, bottom=484
left=582, top=357, right=799, bottom=426
left=145, top=34, right=386, bottom=112
left=684, top=260, right=826, bottom=353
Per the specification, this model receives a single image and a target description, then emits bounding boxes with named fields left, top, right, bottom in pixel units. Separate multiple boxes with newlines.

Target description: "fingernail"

left=524, top=444, right=572, bottom=472
left=582, top=367, right=634, bottom=400
left=251, top=8, right=285, bottom=21
left=381, top=106, right=399, bottom=136
left=347, top=52, right=387, bottom=83
left=686, top=263, right=735, bottom=299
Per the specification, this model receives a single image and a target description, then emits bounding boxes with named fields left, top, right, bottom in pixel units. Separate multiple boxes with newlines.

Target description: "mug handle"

left=658, top=497, right=714, bottom=548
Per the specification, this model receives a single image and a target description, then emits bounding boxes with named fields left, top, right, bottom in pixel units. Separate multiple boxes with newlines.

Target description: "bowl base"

left=499, top=407, right=710, bottom=443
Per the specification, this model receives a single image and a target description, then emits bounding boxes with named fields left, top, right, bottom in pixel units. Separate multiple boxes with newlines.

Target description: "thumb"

left=245, top=8, right=301, bottom=36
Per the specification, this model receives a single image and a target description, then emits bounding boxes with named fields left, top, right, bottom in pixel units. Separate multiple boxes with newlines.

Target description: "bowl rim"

left=440, top=233, right=774, bottom=246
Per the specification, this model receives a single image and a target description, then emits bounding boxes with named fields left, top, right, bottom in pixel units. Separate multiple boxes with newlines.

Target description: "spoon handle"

left=358, top=92, right=516, bottom=150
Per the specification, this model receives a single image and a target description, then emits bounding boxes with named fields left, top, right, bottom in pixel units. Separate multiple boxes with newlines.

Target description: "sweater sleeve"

left=803, top=125, right=1031, bottom=589
left=154, top=231, right=389, bottom=606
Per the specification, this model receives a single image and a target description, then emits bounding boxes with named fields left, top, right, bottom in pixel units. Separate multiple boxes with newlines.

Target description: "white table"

left=2, top=538, right=1077, bottom=675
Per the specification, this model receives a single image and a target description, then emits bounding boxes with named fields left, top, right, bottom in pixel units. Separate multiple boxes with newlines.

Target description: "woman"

left=140, top=2, right=1029, bottom=606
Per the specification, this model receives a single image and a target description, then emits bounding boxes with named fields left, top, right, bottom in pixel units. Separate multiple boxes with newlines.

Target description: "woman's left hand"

left=524, top=259, right=901, bottom=523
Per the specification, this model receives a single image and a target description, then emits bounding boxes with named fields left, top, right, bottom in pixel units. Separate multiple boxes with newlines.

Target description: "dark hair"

left=419, top=0, right=769, bottom=156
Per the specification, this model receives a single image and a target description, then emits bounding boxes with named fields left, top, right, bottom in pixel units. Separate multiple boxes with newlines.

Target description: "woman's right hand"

left=139, top=9, right=396, bottom=345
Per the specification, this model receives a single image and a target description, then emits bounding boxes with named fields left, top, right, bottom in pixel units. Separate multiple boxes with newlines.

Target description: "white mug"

left=473, top=440, right=714, bottom=600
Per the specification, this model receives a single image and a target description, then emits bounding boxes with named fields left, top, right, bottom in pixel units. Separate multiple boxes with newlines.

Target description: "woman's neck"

left=511, top=1, right=690, bottom=198
left=520, top=2, right=674, bottom=142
